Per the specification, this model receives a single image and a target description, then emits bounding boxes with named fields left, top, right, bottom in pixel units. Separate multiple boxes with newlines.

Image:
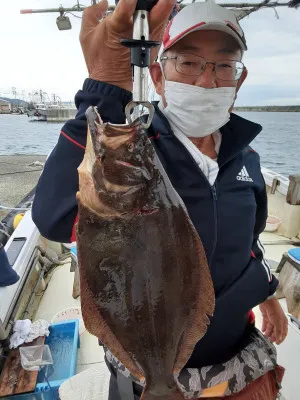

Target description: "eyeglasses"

left=160, top=53, right=244, bottom=81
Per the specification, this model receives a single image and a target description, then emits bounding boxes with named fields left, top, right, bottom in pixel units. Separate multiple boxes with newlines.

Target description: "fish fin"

left=141, top=386, right=185, bottom=400
left=78, top=253, right=144, bottom=380
left=174, top=224, right=215, bottom=370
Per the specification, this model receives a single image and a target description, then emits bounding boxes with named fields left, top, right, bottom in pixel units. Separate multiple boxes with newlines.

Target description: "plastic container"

left=264, top=215, right=281, bottom=232
left=288, top=248, right=300, bottom=265
left=51, top=307, right=86, bottom=336
left=20, top=344, right=53, bottom=371
left=6, top=319, right=80, bottom=400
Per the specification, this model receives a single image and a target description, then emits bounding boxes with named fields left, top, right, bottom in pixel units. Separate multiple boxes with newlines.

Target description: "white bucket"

left=265, top=215, right=281, bottom=232
left=51, top=307, right=86, bottom=336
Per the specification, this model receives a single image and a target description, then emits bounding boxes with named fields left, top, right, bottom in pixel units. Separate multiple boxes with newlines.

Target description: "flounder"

left=76, top=107, right=214, bottom=400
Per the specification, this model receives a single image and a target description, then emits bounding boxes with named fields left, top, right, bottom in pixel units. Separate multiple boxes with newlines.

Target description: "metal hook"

left=125, top=101, right=155, bottom=129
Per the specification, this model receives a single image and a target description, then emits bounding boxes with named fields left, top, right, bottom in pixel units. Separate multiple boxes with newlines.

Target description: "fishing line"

left=40, top=367, right=55, bottom=400
left=66, top=11, right=83, bottom=18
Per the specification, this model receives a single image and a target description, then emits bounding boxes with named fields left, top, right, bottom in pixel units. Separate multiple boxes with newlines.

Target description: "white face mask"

left=162, top=80, right=236, bottom=138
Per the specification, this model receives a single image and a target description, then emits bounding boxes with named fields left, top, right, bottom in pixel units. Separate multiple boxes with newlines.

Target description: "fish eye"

left=128, top=143, right=134, bottom=152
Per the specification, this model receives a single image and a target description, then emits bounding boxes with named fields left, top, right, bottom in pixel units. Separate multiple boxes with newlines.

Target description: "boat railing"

left=261, top=167, right=290, bottom=196
left=0, top=212, right=40, bottom=341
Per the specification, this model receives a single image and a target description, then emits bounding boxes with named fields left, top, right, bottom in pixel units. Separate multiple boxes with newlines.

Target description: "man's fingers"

left=283, top=318, right=288, bottom=339
left=273, top=322, right=281, bottom=344
left=149, top=0, right=177, bottom=30
left=261, top=316, right=267, bottom=333
left=276, top=317, right=288, bottom=345
left=82, top=0, right=108, bottom=33
left=275, top=324, right=284, bottom=344
left=113, top=0, right=138, bottom=27
left=264, top=322, right=274, bottom=338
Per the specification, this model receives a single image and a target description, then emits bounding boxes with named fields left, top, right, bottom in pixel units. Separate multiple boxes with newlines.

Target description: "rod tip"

left=20, top=9, right=33, bottom=14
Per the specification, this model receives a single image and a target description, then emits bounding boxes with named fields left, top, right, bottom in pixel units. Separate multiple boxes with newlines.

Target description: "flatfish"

left=76, top=107, right=214, bottom=400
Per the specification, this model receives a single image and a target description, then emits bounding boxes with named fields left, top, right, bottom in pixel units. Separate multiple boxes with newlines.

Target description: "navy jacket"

left=0, top=243, right=20, bottom=287
left=32, top=79, right=278, bottom=367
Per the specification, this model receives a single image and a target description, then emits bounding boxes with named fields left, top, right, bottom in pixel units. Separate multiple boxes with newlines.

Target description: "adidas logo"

left=236, top=166, right=253, bottom=182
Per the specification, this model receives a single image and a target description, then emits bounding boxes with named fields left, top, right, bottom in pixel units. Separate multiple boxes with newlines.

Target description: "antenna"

left=20, top=0, right=299, bottom=30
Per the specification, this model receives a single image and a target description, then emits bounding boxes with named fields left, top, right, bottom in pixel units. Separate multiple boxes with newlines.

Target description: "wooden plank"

left=0, top=336, right=45, bottom=397
left=287, top=175, right=300, bottom=205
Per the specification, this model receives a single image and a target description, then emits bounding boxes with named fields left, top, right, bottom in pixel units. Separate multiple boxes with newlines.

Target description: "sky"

left=0, top=0, right=300, bottom=106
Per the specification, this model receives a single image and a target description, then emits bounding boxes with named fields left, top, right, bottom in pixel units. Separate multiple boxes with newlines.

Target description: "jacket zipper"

left=162, top=134, right=219, bottom=267
left=210, top=183, right=218, bottom=267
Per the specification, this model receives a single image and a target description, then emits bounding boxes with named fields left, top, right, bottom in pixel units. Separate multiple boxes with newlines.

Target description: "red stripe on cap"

left=163, top=21, right=206, bottom=51
left=163, top=20, right=174, bottom=48
left=225, top=20, right=241, bottom=35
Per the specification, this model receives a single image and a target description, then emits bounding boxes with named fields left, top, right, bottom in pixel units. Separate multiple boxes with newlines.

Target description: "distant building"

left=0, top=100, right=11, bottom=114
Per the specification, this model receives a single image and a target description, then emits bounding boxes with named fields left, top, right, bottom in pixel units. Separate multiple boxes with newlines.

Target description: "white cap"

left=160, top=0, right=247, bottom=57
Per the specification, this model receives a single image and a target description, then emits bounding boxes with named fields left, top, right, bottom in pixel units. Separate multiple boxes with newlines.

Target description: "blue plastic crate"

left=288, top=248, right=300, bottom=264
left=5, top=319, right=80, bottom=400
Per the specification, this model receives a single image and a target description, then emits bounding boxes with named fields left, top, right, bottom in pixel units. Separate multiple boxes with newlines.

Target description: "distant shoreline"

left=234, top=106, right=300, bottom=112
left=1, top=105, right=299, bottom=113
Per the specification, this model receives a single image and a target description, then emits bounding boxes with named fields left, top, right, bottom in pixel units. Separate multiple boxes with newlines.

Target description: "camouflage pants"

left=200, top=365, right=284, bottom=400
left=104, top=328, right=284, bottom=399
left=106, top=360, right=284, bottom=400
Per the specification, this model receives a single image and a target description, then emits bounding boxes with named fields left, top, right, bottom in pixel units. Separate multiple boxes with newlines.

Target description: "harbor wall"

left=47, top=108, right=77, bottom=122
left=0, top=155, right=46, bottom=220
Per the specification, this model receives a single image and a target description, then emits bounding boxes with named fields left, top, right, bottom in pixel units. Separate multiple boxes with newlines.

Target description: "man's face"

left=150, top=30, right=247, bottom=104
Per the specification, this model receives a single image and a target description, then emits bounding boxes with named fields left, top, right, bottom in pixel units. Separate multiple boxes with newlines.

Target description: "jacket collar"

left=151, top=102, right=262, bottom=167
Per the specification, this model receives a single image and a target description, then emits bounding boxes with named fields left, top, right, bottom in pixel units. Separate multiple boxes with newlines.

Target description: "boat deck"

left=33, top=262, right=105, bottom=376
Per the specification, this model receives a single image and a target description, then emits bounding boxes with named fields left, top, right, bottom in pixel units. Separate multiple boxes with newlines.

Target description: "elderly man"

left=32, top=0, right=288, bottom=398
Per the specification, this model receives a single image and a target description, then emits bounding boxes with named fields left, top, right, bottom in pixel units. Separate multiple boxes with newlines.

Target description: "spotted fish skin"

left=76, top=107, right=215, bottom=400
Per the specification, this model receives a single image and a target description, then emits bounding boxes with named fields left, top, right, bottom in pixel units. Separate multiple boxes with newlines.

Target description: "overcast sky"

left=1, top=0, right=299, bottom=105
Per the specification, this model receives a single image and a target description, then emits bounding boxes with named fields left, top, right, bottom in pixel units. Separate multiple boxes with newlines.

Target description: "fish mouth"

left=102, top=177, right=144, bottom=195
left=114, top=160, right=151, bottom=181
left=115, top=160, right=139, bottom=168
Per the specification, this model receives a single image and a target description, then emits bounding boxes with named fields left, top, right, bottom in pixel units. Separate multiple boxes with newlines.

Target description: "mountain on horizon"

left=0, top=97, right=28, bottom=106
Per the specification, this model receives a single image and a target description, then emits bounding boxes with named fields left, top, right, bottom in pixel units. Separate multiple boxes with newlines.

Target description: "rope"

left=0, top=204, right=31, bottom=211
left=0, top=228, right=10, bottom=238
left=0, top=221, right=11, bottom=239
left=0, top=220, right=9, bottom=233
left=0, top=169, right=42, bottom=176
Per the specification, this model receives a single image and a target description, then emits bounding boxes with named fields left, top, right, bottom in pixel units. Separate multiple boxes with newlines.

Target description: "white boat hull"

left=27, top=110, right=47, bottom=122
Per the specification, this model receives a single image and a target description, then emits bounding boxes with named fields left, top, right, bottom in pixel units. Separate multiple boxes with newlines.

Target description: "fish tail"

left=141, top=386, right=185, bottom=400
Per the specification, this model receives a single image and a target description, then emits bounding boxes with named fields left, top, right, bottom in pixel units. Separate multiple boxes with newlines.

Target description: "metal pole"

left=132, top=10, right=150, bottom=120
left=20, top=2, right=292, bottom=15
left=20, top=5, right=116, bottom=14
